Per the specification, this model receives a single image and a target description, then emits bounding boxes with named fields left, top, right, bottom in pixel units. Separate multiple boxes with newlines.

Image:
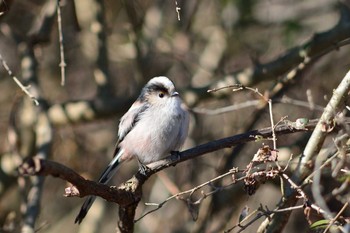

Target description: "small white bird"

left=75, top=76, right=190, bottom=224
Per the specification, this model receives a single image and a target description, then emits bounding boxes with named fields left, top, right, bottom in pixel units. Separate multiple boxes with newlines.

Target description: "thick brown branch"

left=18, top=157, right=143, bottom=207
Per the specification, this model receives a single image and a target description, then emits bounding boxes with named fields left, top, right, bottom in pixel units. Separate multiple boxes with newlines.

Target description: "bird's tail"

left=74, top=149, right=124, bottom=224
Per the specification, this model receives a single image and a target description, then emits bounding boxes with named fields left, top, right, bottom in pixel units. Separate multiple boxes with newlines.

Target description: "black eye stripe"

left=146, top=83, right=169, bottom=94
left=138, top=81, right=173, bottom=101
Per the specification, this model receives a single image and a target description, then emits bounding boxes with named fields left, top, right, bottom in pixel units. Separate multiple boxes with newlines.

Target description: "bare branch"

left=297, top=70, right=350, bottom=179
left=261, top=69, right=350, bottom=232
left=136, top=168, right=241, bottom=222
left=0, top=53, right=39, bottom=105
left=323, top=202, right=349, bottom=233
left=56, top=0, right=66, bottom=86
left=18, top=157, right=143, bottom=206
left=175, top=1, right=181, bottom=21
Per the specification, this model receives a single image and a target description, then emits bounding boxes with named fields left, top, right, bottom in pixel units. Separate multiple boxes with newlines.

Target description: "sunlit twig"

left=0, top=53, right=39, bottom=105
left=135, top=168, right=241, bottom=222
left=57, top=0, right=66, bottom=86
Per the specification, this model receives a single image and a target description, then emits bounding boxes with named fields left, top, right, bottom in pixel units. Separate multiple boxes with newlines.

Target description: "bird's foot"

left=170, top=151, right=181, bottom=160
left=138, top=163, right=151, bottom=176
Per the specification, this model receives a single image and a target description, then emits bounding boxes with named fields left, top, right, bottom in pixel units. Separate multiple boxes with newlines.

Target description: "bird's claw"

left=138, top=163, right=151, bottom=176
left=171, top=151, right=181, bottom=160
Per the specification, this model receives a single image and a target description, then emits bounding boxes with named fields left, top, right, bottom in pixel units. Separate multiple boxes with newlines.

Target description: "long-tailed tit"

left=75, top=76, right=190, bottom=224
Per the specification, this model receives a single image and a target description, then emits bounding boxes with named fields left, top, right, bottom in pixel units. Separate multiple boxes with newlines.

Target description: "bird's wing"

left=112, top=101, right=149, bottom=156
left=118, top=100, right=149, bottom=141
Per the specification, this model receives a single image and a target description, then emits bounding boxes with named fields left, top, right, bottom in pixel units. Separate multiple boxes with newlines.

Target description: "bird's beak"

left=171, top=91, right=179, bottom=97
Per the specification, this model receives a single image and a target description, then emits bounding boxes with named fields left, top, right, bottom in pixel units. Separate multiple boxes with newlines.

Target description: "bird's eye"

left=158, top=92, right=165, bottom=98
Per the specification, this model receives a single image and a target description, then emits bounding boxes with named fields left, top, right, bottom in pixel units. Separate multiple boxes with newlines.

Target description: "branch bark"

left=18, top=117, right=350, bottom=232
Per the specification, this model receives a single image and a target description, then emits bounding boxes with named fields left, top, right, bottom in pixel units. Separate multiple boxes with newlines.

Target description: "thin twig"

left=208, top=84, right=278, bottom=153
left=281, top=173, right=308, bottom=202
left=224, top=208, right=259, bottom=233
left=279, top=95, right=324, bottom=111
left=207, top=84, right=242, bottom=93
left=135, top=168, right=241, bottom=222
left=192, top=100, right=261, bottom=115
left=192, top=96, right=325, bottom=116
left=303, top=152, right=339, bottom=184
left=0, top=53, right=39, bottom=105
left=323, top=202, right=349, bottom=233
left=237, top=213, right=265, bottom=233
left=281, top=172, right=329, bottom=216
left=175, top=1, right=181, bottom=21
left=268, top=99, right=277, bottom=150
left=57, top=0, right=66, bottom=86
